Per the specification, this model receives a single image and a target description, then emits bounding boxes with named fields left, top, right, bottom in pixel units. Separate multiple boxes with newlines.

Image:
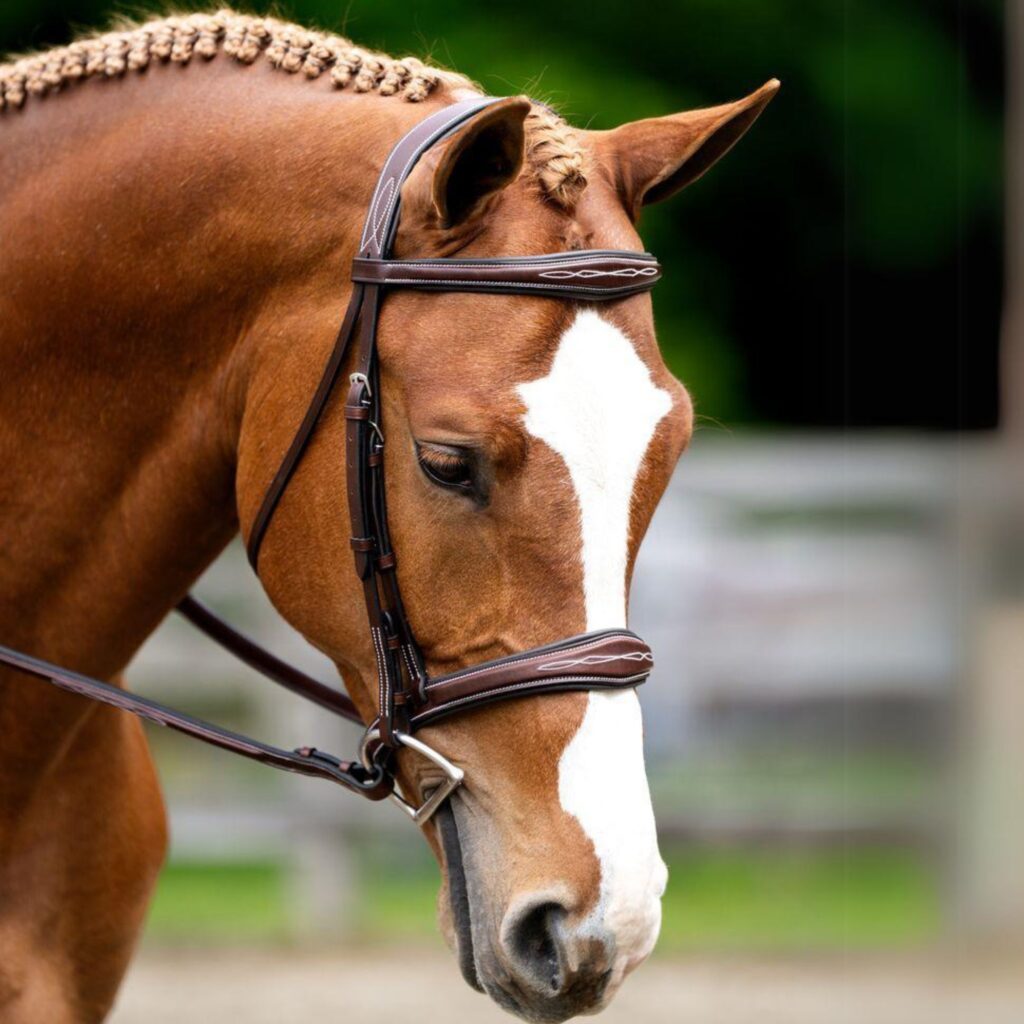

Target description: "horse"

left=0, top=11, right=776, bottom=1023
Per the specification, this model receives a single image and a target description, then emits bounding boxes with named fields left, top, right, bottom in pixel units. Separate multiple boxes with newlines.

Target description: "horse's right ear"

left=594, top=80, right=779, bottom=220
left=404, top=96, right=531, bottom=230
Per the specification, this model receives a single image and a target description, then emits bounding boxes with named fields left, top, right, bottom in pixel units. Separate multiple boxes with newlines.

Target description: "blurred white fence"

left=129, top=432, right=998, bottom=932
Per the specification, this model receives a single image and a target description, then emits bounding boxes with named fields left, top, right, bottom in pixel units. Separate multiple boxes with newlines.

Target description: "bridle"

left=0, top=97, right=662, bottom=825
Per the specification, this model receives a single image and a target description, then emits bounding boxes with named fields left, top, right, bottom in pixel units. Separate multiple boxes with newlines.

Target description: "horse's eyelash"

left=420, top=449, right=467, bottom=470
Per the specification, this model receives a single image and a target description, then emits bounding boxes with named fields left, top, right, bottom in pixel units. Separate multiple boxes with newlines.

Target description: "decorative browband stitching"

left=351, top=251, right=662, bottom=301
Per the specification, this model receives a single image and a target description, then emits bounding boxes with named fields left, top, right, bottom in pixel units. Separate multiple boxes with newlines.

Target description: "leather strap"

left=358, top=97, right=500, bottom=259
left=333, top=99, right=518, bottom=748
left=245, top=97, right=502, bottom=573
left=351, top=251, right=661, bottom=301
left=245, top=285, right=366, bottom=570
left=0, top=642, right=391, bottom=799
left=176, top=596, right=361, bottom=723
left=408, top=630, right=651, bottom=728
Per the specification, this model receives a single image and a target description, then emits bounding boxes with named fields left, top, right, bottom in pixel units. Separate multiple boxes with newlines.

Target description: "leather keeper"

left=345, top=405, right=371, bottom=421
left=350, top=537, right=374, bottom=581
left=377, top=552, right=397, bottom=571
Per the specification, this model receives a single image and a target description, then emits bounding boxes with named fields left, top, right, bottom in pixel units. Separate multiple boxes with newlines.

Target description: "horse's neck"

left=0, top=62, right=420, bottom=676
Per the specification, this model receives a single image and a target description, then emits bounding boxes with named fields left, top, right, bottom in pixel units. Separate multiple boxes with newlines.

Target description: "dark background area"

left=0, top=1, right=1005, bottom=428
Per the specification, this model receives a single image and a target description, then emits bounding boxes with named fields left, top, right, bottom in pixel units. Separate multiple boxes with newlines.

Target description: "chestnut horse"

left=0, top=12, right=776, bottom=1023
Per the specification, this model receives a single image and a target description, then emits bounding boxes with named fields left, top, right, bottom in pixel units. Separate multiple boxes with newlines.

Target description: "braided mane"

left=0, top=9, right=586, bottom=207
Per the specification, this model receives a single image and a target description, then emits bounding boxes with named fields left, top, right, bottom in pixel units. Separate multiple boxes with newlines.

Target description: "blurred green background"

left=0, top=0, right=1004, bottom=428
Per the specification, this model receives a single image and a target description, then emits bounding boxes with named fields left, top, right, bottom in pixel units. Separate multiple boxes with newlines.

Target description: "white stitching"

left=536, top=651, right=654, bottom=672
left=423, top=633, right=640, bottom=690
left=359, top=99, right=494, bottom=255
left=423, top=634, right=637, bottom=689
left=371, top=626, right=389, bottom=716
left=400, top=643, right=419, bottom=686
left=539, top=267, right=659, bottom=280
left=371, top=255, right=658, bottom=271
left=361, top=176, right=396, bottom=251
left=361, top=278, right=654, bottom=295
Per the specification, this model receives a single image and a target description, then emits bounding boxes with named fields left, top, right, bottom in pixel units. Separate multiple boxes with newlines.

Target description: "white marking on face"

left=516, top=309, right=671, bottom=983
left=559, top=689, right=667, bottom=976
left=517, top=310, right=672, bottom=631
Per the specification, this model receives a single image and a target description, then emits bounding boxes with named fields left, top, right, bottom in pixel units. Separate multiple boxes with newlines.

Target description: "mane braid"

left=0, top=8, right=587, bottom=207
left=0, top=10, right=466, bottom=107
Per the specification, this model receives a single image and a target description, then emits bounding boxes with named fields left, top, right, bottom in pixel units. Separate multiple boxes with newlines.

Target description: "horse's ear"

left=406, top=96, right=531, bottom=229
left=596, top=80, right=779, bottom=219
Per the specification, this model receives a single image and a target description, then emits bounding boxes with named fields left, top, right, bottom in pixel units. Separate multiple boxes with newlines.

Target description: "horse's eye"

left=416, top=442, right=476, bottom=493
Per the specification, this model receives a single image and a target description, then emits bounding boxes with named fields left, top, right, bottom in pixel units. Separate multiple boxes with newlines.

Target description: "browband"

left=351, top=251, right=662, bottom=301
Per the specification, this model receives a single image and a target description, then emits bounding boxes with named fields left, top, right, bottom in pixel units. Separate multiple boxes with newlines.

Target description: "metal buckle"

left=349, top=371, right=372, bottom=398
left=358, top=728, right=464, bottom=825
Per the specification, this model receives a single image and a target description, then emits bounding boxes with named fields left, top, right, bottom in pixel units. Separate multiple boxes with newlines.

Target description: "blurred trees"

left=0, top=1, right=1003, bottom=428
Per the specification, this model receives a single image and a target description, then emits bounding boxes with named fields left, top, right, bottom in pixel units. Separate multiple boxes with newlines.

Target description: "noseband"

left=0, top=97, right=661, bottom=825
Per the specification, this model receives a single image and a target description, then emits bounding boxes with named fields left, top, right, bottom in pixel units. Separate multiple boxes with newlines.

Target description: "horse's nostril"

left=497, top=897, right=617, bottom=1017
left=504, top=899, right=567, bottom=994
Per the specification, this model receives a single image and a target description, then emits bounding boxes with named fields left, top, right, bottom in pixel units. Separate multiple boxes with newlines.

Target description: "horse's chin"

left=435, top=800, right=482, bottom=992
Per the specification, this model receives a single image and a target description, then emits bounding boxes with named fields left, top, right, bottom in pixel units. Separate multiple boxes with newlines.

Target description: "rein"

left=0, top=97, right=661, bottom=824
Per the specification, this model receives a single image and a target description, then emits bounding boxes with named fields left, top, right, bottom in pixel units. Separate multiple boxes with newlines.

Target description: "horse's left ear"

left=595, top=79, right=780, bottom=219
left=404, top=96, right=531, bottom=230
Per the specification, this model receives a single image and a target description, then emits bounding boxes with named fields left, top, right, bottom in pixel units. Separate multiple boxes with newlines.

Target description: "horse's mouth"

left=435, top=798, right=482, bottom=992
left=432, top=793, right=635, bottom=1023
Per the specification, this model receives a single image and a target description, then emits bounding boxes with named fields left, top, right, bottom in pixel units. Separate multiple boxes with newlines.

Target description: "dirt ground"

left=109, top=946, right=1024, bottom=1024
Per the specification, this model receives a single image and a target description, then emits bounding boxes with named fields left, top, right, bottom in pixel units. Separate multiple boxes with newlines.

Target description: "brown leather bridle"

left=0, top=97, right=661, bottom=824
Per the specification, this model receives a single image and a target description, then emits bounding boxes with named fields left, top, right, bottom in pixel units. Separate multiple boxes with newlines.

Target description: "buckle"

left=349, top=371, right=372, bottom=398
left=358, top=728, right=464, bottom=825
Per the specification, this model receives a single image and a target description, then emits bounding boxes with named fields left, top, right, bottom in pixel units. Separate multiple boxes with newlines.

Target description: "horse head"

left=240, top=83, right=777, bottom=1021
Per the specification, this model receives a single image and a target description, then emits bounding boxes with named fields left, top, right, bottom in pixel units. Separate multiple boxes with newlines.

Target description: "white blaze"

left=517, top=310, right=671, bottom=982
